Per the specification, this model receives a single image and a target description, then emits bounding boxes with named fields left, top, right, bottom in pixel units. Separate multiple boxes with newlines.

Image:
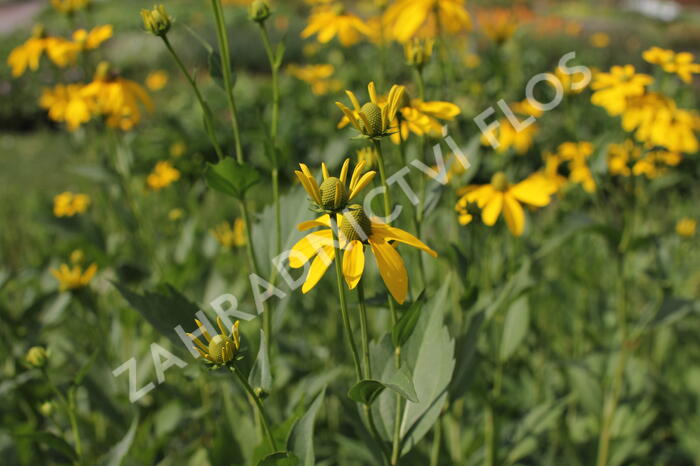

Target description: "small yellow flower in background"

left=81, top=61, right=154, bottom=131
left=555, top=66, right=588, bottom=94
left=478, top=8, right=519, bottom=45
left=289, top=205, right=437, bottom=304
left=146, top=70, right=169, bottom=91
left=556, top=142, right=596, bottom=193
left=295, top=159, right=376, bottom=212
left=72, top=24, right=113, bottom=51
left=390, top=96, right=461, bottom=144
left=537, top=152, right=567, bottom=192
left=676, top=218, right=696, bottom=238
left=481, top=100, right=541, bottom=155
left=40, top=84, right=93, bottom=131
left=404, top=38, right=434, bottom=69
left=54, top=192, right=90, bottom=217
left=301, top=3, right=370, bottom=47
left=286, top=64, right=342, bottom=95
left=168, top=208, right=185, bottom=221
left=70, top=249, right=85, bottom=264
left=51, top=262, right=98, bottom=291
left=188, top=317, right=241, bottom=365
left=7, top=25, right=72, bottom=77
left=455, top=172, right=556, bottom=236
left=607, top=140, right=640, bottom=177
left=170, top=141, right=187, bottom=157
left=147, top=161, right=180, bottom=190
left=591, top=65, right=653, bottom=116
left=590, top=32, right=610, bottom=48
left=141, top=4, right=172, bottom=37
left=336, top=81, right=405, bottom=140
left=356, top=146, right=378, bottom=169
left=211, top=219, right=247, bottom=248
left=26, top=346, right=49, bottom=368
left=384, top=0, right=471, bottom=42
left=643, top=46, right=700, bottom=84
left=51, top=0, right=90, bottom=14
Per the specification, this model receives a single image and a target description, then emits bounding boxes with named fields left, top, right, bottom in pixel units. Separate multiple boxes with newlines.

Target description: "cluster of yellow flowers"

left=481, top=100, right=542, bottom=155
left=607, top=139, right=681, bottom=179
left=147, top=161, right=181, bottom=191
left=53, top=192, right=91, bottom=217
left=211, top=219, right=247, bottom=248
left=286, top=64, right=342, bottom=95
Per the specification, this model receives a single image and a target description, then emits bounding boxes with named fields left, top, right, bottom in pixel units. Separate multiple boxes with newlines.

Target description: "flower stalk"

left=229, top=364, right=277, bottom=451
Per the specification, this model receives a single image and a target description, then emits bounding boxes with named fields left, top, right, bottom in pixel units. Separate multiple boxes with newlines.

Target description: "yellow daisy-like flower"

left=40, top=84, right=93, bottom=131
left=643, top=46, right=700, bottom=84
left=404, top=38, right=434, bottom=68
left=384, top=0, right=471, bottom=42
left=455, top=172, right=555, bottom=236
left=537, top=152, right=567, bottom=192
left=51, top=0, right=90, bottom=14
left=676, top=218, right=696, bottom=238
left=554, top=67, right=588, bottom=95
left=147, top=161, right=180, bottom=190
left=301, top=3, right=371, bottom=47
left=289, top=205, right=437, bottom=304
left=51, top=263, right=98, bottom=291
left=286, top=63, right=342, bottom=95
left=591, top=65, right=653, bottom=116
left=81, top=62, right=154, bottom=131
left=556, top=142, right=596, bottom=193
left=607, top=140, right=640, bottom=177
left=72, top=24, right=113, bottom=51
left=6, top=25, right=75, bottom=77
left=211, top=219, right=247, bottom=248
left=391, top=97, right=461, bottom=144
left=294, top=159, right=376, bottom=212
left=336, top=81, right=405, bottom=140
left=53, top=191, right=90, bottom=217
left=481, top=101, right=541, bottom=155
left=188, top=317, right=241, bottom=365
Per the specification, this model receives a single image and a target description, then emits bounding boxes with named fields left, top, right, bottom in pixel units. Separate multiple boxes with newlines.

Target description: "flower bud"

left=404, top=38, right=434, bottom=69
left=141, top=5, right=172, bottom=37
left=26, top=346, right=48, bottom=368
left=319, top=177, right=348, bottom=210
left=341, top=205, right=372, bottom=242
left=360, top=102, right=383, bottom=137
left=249, top=0, right=271, bottom=24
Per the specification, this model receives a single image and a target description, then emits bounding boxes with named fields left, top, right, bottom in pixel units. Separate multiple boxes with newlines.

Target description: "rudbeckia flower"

left=147, top=161, right=180, bottom=190
left=211, top=219, right=247, bottom=248
left=643, top=46, right=700, bottom=84
left=51, top=263, right=98, bottom=291
left=591, top=65, right=653, bottom=116
left=676, top=218, right=696, bottom=238
left=290, top=205, right=437, bottom=304
left=456, top=172, right=555, bottom=236
left=295, top=159, right=376, bottom=212
left=481, top=100, right=541, bottom=155
left=40, top=84, right=93, bottom=131
left=336, top=82, right=405, bottom=140
left=286, top=63, right=342, bottom=95
left=72, top=24, right=113, bottom=51
left=53, top=191, right=91, bottom=217
left=301, top=3, right=371, bottom=47
left=51, top=0, right=90, bottom=14
left=390, top=97, right=461, bottom=144
left=384, top=0, right=471, bottom=42
left=188, top=317, right=241, bottom=365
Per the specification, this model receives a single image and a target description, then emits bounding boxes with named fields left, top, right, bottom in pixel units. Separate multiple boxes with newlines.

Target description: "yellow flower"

left=555, top=67, right=588, bottom=95
left=590, top=32, right=610, bottom=48
left=591, top=65, right=653, bottom=116
left=72, top=24, right=113, bottom=51
left=676, top=218, right=696, bottom=238
left=140, top=4, right=172, bottom=37
left=40, top=84, right=93, bottom=131
left=404, top=38, right=434, bottom=68
left=286, top=64, right=342, bottom=95
left=211, top=219, right=247, bottom=248
left=481, top=101, right=541, bottom=155
left=301, top=4, right=371, bottom=47
left=188, top=317, right=241, bottom=365
left=391, top=97, right=461, bottom=144
left=53, top=192, right=91, bottom=217
left=643, top=46, right=700, bottom=84
left=81, top=62, right=154, bottom=130
left=289, top=206, right=437, bottom=304
left=169, top=208, right=185, bottom=221
left=537, top=152, right=567, bottom=191
left=70, top=249, right=85, bottom=264
left=51, top=0, right=90, bottom=14
left=607, top=140, right=640, bottom=177
left=6, top=25, right=76, bottom=76
left=384, top=0, right=471, bottom=42
left=294, top=159, right=376, bottom=212
left=336, top=81, right=405, bottom=140
left=146, top=70, right=169, bottom=91
left=455, top=172, right=555, bottom=236
left=26, top=347, right=49, bottom=368
left=356, top=146, right=378, bottom=169
left=478, top=8, right=519, bottom=45
left=51, top=263, right=98, bottom=291
left=147, top=161, right=180, bottom=190
left=556, top=142, right=596, bottom=193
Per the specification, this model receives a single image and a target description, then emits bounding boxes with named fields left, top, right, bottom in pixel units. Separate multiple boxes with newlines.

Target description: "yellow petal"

left=349, top=171, right=376, bottom=200
left=371, top=222, right=437, bottom=257
left=297, top=214, right=333, bottom=231
left=509, top=178, right=552, bottom=207
left=302, top=245, right=335, bottom=293
left=368, top=81, right=377, bottom=104
left=345, top=90, right=361, bottom=112
left=339, top=159, right=350, bottom=184
left=342, top=240, right=365, bottom=289
left=195, top=319, right=212, bottom=343
left=370, top=240, right=408, bottom=304
left=321, top=163, right=330, bottom=181
left=289, top=229, right=333, bottom=268
left=481, top=192, right=504, bottom=226
left=503, top=194, right=525, bottom=236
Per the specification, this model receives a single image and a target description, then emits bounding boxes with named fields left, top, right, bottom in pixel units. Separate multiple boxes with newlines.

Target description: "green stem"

left=230, top=364, right=277, bottom=451
left=329, top=215, right=363, bottom=382
left=210, top=0, right=243, bottom=162
left=372, top=139, right=392, bottom=222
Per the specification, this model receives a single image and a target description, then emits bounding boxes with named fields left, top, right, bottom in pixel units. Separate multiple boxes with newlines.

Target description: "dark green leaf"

left=348, top=380, right=385, bottom=405
left=249, top=330, right=272, bottom=393
left=288, top=388, right=325, bottom=466
left=205, top=158, right=261, bottom=199
left=258, top=452, right=299, bottom=466
left=392, top=291, right=424, bottom=347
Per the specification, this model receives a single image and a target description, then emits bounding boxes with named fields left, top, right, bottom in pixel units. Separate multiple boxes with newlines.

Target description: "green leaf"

left=274, top=42, right=286, bottom=68
left=392, top=291, right=424, bottom=347
left=288, top=388, right=325, bottom=466
left=258, top=452, right=299, bottom=466
left=370, top=335, right=418, bottom=403
left=348, top=380, right=385, bottom=405
left=114, top=283, right=199, bottom=347
left=499, top=295, right=530, bottom=362
left=205, top=158, right=261, bottom=199
left=249, top=330, right=272, bottom=393
left=99, top=414, right=140, bottom=466
left=16, top=431, right=77, bottom=462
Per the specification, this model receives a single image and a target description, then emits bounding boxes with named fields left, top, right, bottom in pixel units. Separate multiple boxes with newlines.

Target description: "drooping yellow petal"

left=342, top=240, right=365, bottom=289
left=481, top=192, right=504, bottom=226
left=289, top=229, right=333, bottom=268
left=371, top=222, right=437, bottom=257
left=297, top=214, right=333, bottom=231
left=509, top=178, right=552, bottom=207
left=502, top=193, right=525, bottom=236
left=370, top=240, right=408, bottom=304
left=302, top=245, right=335, bottom=293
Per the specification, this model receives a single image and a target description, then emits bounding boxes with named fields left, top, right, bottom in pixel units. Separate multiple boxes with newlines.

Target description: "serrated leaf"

left=348, top=380, right=385, bottom=405
left=249, top=330, right=272, bottom=392
left=499, top=295, right=530, bottom=362
left=205, top=158, right=261, bottom=199
left=288, top=388, right=325, bottom=466
left=392, top=291, right=424, bottom=347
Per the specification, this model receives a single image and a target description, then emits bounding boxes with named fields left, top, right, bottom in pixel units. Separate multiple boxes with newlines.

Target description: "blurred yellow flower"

left=391, top=97, right=461, bottom=144
left=590, top=32, right=610, bottom=48
left=607, top=140, right=640, bottom=177
left=555, top=67, right=588, bottom=94
left=188, top=317, right=241, bottom=365
left=557, top=142, right=596, bottom=193
left=301, top=4, right=370, bottom=47
left=356, top=146, right=378, bottom=169
left=404, top=38, right=434, bottom=68
left=481, top=101, right=541, bottom=155
left=70, top=249, right=85, bottom=264
left=40, top=84, right=93, bottom=131
left=7, top=26, right=75, bottom=76
left=478, top=8, right=518, bottom=44
left=72, top=24, right=113, bottom=51
left=147, top=161, right=180, bottom=190
left=643, top=46, right=700, bottom=84
left=53, top=192, right=90, bottom=217
left=676, top=218, right=696, bottom=238
left=211, top=219, right=247, bottom=248
left=336, top=81, right=405, bottom=140
left=455, top=172, right=555, bottom=236
left=51, top=0, right=90, bottom=14
left=286, top=64, right=342, bottom=95
left=51, top=263, right=97, bottom=291
left=384, top=0, right=471, bottom=42
left=146, top=70, right=169, bottom=91
left=168, top=208, right=185, bottom=221
left=591, top=65, right=653, bottom=116
left=289, top=206, right=436, bottom=304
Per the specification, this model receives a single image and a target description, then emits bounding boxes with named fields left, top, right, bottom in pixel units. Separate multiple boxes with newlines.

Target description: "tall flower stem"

left=43, top=369, right=82, bottom=462
left=229, top=364, right=277, bottom=451
left=210, top=0, right=243, bottom=162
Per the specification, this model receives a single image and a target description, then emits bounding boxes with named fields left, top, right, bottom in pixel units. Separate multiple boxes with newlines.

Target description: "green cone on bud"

left=26, top=346, right=48, bottom=368
left=319, top=177, right=348, bottom=210
left=141, top=5, right=172, bottom=37
left=360, top=103, right=383, bottom=138
left=249, top=0, right=271, bottom=24
left=341, top=205, right=372, bottom=242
